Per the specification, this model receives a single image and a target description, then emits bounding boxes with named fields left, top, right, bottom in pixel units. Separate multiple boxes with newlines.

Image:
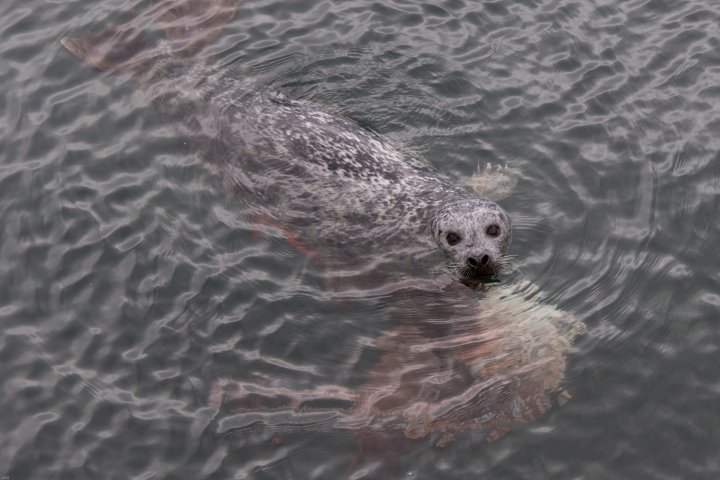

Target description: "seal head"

left=431, top=198, right=511, bottom=279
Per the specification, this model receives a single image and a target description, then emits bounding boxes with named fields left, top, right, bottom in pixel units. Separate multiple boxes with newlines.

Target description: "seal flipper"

left=60, top=25, right=150, bottom=78
left=249, top=213, right=326, bottom=267
left=60, top=0, right=242, bottom=79
left=467, top=162, right=518, bottom=202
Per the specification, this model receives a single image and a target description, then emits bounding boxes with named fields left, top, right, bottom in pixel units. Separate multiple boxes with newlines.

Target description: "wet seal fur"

left=59, top=0, right=511, bottom=281
left=431, top=198, right=511, bottom=279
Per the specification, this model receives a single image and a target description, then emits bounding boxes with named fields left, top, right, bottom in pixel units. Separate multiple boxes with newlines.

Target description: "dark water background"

left=2, top=0, right=720, bottom=478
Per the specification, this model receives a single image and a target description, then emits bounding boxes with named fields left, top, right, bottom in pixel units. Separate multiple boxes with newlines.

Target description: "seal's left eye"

left=446, top=232, right=461, bottom=245
left=486, top=225, right=500, bottom=237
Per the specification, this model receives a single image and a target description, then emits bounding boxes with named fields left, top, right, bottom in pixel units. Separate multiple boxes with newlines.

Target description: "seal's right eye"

left=486, top=224, right=500, bottom=237
left=446, top=232, right=461, bottom=246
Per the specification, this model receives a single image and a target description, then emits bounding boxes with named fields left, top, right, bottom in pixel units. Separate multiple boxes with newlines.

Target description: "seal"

left=59, top=0, right=511, bottom=281
left=215, top=94, right=512, bottom=279
left=59, top=4, right=585, bottom=473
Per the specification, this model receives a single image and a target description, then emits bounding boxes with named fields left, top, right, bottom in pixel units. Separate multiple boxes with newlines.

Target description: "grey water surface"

left=2, top=0, right=720, bottom=478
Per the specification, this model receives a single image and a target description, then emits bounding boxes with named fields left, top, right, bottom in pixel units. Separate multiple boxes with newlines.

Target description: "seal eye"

left=486, top=224, right=500, bottom=237
left=446, top=232, right=461, bottom=246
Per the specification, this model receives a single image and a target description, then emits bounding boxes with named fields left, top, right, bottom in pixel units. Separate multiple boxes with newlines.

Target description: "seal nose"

left=467, top=254, right=490, bottom=269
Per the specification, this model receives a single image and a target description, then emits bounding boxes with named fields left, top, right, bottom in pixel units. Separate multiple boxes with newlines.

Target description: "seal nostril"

left=480, top=254, right=490, bottom=266
left=467, top=257, right=478, bottom=268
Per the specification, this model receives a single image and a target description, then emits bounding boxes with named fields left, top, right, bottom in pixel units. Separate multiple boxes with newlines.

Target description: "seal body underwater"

left=60, top=0, right=511, bottom=281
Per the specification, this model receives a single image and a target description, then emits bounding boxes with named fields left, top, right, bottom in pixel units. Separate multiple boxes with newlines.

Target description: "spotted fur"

left=206, top=92, right=513, bottom=278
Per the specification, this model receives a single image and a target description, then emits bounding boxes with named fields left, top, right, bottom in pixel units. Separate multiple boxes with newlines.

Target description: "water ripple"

left=2, top=0, right=720, bottom=478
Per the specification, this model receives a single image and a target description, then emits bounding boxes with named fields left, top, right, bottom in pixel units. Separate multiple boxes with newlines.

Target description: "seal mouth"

left=457, top=266, right=502, bottom=289
left=458, top=264, right=500, bottom=281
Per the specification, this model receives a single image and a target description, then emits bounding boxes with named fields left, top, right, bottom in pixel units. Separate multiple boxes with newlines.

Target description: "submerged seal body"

left=60, top=1, right=511, bottom=280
